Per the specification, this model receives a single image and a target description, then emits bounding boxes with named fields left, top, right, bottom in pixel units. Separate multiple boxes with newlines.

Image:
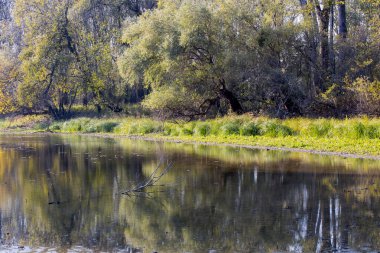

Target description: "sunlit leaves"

left=0, top=51, right=19, bottom=113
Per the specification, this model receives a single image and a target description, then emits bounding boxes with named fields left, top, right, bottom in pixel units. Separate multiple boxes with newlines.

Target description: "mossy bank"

left=2, top=115, right=380, bottom=158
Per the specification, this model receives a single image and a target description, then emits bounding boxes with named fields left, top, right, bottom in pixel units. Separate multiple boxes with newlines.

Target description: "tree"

left=0, top=50, right=19, bottom=113
left=119, top=0, right=306, bottom=117
left=1, top=0, right=379, bottom=118
left=314, top=0, right=334, bottom=84
left=13, top=0, right=157, bottom=118
left=14, top=0, right=81, bottom=118
left=69, top=0, right=156, bottom=112
left=337, top=0, right=348, bottom=39
left=0, top=0, right=19, bottom=114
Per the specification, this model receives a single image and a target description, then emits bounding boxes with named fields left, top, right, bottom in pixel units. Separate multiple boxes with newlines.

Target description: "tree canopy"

left=0, top=0, right=379, bottom=118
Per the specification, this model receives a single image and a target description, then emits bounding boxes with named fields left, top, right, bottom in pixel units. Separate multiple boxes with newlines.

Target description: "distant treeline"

left=0, top=0, right=379, bottom=119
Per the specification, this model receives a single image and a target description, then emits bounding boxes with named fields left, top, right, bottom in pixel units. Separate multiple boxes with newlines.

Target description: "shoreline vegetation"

left=1, top=1, right=380, bottom=162
left=2, top=114, right=380, bottom=160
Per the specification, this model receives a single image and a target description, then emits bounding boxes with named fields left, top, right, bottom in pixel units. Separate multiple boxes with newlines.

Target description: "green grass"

left=1, top=114, right=380, bottom=156
left=0, top=115, right=52, bottom=130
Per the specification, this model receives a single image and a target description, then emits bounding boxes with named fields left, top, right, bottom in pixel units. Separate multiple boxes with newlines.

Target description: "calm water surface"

left=0, top=135, right=380, bottom=252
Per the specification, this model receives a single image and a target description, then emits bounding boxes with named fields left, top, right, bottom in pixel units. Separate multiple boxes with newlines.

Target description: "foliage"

left=2, top=0, right=156, bottom=118
left=0, top=50, right=19, bottom=113
left=3, top=115, right=380, bottom=155
left=193, top=123, right=211, bottom=137
left=118, top=0, right=305, bottom=117
left=240, top=122, right=261, bottom=136
left=349, top=77, right=380, bottom=114
left=0, top=0, right=379, bottom=118
left=114, top=119, right=163, bottom=135
left=0, top=115, right=52, bottom=129
left=14, top=0, right=82, bottom=118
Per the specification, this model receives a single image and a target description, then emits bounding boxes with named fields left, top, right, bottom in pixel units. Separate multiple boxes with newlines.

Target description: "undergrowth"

left=1, top=114, right=380, bottom=155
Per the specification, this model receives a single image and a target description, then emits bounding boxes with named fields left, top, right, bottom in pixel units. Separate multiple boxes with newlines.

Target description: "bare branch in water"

left=120, top=161, right=172, bottom=196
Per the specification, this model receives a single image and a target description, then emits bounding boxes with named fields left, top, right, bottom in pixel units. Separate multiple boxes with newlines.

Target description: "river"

left=0, top=134, right=379, bottom=252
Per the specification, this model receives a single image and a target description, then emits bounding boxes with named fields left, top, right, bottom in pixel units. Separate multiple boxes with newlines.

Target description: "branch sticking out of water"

left=120, top=161, right=172, bottom=196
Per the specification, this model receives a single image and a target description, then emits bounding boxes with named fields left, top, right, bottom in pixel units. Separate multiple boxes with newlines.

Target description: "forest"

left=0, top=0, right=379, bottom=119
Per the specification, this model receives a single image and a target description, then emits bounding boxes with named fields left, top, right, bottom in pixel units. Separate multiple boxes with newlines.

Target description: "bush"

left=179, top=122, right=195, bottom=136
left=240, top=122, right=260, bottom=136
left=4, top=115, right=52, bottom=129
left=194, top=123, right=211, bottom=136
left=49, top=122, right=62, bottom=131
left=97, top=122, right=119, bottom=133
left=114, top=119, right=162, bottom=135
left=209, top=121, right=224, bottom=135
left=61, top=118, right=89, bottom=132
left=364, top=125, right=380, bottom=139
left=138, top=121, right=162, bottom=134
left=347, top=122, right=380, bottom=139
left=83, top=124, right=98, bottom=133
left=304, top=122, right=332, bottom=137
left=352, top=122, right=366, bottom=139
left=260, top=121, right=294, bottom=137
left=181, top=128, right=193, bottom=136
left=163, top=123, right=178, bottom=136
left=350, top=78, right=380, bottom=115
left=220, top=122, right=240, bottom=135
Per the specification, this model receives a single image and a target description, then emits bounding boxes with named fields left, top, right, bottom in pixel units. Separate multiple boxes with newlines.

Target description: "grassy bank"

left=1, top=115, right=380, bottom=157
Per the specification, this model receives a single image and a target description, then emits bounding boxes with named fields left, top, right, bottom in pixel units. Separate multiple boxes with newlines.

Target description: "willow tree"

left=0, top=0, right=19, bottom=114
left=14, top=0, right=81, bottom=118
left=118, top=0, right=305, bottom=118
left=13, top=0, right=157, bottom=118
left=69, top=0, right=157, bottom=112
left=118, top=1, right=244, bottom=117
left=0, top=50, right=19, bottom=113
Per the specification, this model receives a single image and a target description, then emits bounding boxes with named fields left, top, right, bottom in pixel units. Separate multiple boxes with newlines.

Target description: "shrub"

left=347, top=122, right=380, bottom=139
left=138, top=121, right=162, bottom=134
left=49, top=122, right=61, bottom=131
left=240, top=122, right=260, bottom=136
left=194, top=123, right=211, bottom=136
left=97, top=122, right=119, bottom=133
left=5, top=115, right=52, bottom=129
left=181, top=128, right=193, bottom=136
left=113, top=119, right=162, bottom=135
left=365, top=125, right=380, bottom=139
left=350, top=78, right=380, bottom=115
left=163, top=123, right=177, bottom=136
left=61, top=118, right=90, bottom=132
left=83, top=124, right=97, bottom=133
left=352, top=122, right=366, bottom=139
left=304, top=122, right=332, bottom=137
left=209, top=121, right=224, bottom=135
left=34, top=121, right=51, bottom=130
left=179, top=122, right=195, bottom=136
left=260, top=121, right=294, bottom=137
left=220, top=122, right=240, bottom=135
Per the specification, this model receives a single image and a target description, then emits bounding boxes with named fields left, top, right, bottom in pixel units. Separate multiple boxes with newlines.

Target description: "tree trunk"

left=320, top=10, right=330, bottom=80
left=219, top=79, right=244, bottom=114
left=300, top=0, right=318, bottom=97
left=338, top=0, right=348, bottom=39
left=329, top=2, right=336, bottom=75
left=315, top=1, right=331, bottom=86
left=46, top=103, right=60, bottom=119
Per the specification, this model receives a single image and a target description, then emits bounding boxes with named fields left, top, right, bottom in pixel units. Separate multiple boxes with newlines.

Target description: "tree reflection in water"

left=0, top=135, right=379, bottom=252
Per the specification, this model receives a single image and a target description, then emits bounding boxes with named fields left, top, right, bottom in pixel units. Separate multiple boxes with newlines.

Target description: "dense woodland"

left=0, top=0, right=379, bottom=119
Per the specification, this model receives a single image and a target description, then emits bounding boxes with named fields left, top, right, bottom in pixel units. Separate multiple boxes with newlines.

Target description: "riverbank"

left=1, top=115, right=380, bottom=159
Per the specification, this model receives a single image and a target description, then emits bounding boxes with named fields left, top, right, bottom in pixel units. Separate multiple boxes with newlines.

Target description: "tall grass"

left=114, top=118, right=163, bottom=135
left=1, top=114, right=380, bottom=141
left=0, top=115, right=52, bottom=130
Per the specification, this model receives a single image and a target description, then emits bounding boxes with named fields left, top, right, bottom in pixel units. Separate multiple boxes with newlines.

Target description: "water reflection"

left=0, top=135, right=379, bottom=252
